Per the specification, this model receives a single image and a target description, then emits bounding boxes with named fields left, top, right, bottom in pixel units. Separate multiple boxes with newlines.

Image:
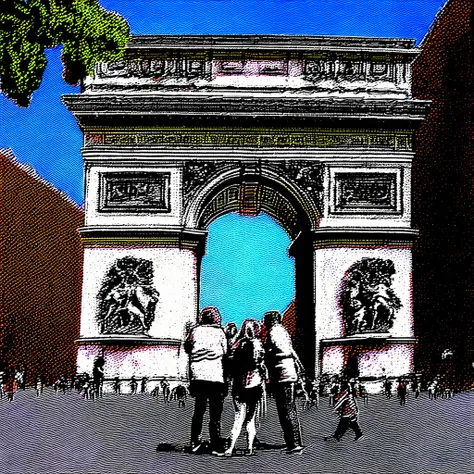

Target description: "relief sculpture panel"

left=339, top=258, right=402, bottom=336
left=97, top=257, right=160, bottom=335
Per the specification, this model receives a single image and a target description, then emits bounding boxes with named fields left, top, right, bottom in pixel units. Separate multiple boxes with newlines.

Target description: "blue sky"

left=0, top=0, right=447, bottom=326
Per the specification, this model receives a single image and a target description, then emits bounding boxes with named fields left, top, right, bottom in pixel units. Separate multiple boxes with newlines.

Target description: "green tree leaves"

left=0, top=0, right=129, bottom=107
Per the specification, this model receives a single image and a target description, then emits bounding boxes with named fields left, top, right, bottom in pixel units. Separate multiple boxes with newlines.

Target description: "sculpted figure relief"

left=339, top=258, right=402, bottom=335
left=97, top=257, right=160, bottom=335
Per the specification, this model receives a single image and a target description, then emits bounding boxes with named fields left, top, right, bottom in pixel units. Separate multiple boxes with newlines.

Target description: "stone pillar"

left=76, top=228, right=206, bottom=391
left=312, top=228, right=417, bottom=392
left=74, top=148, right=207, bottom=391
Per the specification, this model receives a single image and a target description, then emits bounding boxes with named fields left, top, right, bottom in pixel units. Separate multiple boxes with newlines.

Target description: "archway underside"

left=198, top=182, right=311, bottom=239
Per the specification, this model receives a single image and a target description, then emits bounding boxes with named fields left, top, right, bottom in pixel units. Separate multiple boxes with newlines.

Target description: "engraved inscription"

left=334, top=173, right=398, bottom=213
left=100, top=172, right=170, bottom=212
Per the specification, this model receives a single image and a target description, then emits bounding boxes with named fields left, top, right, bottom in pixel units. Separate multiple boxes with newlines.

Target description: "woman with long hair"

left=218, top=318, right=267, bottom=456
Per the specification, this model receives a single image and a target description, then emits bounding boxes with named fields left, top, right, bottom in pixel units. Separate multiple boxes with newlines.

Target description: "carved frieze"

left=333, top=172, right=398, bottom=214
left=182, top=161, right=218, bottom=196
left=182, top=161, right=235, bottom=209
left=94, top=56, right=407, bottom=87
left=271, top=160, right=325, bottom=211
left=99, top=172, right=171, bottom=212
left=84, top=131, right=412, bottom=150
left=95, top=59, right=207, bottom=80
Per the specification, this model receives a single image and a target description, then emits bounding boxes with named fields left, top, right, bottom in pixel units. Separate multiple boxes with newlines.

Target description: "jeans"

left=190, top=381, right=226, bottom=450
left=334, top=416, right=363, bottom=440
left=273, top=382, right=302, bottom=449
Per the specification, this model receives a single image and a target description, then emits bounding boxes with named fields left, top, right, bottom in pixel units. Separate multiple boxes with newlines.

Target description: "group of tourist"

left=184, top=307, right=308, bottom=455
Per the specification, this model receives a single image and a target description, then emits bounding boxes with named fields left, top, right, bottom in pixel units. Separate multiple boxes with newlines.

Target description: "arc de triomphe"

left=63, top=35, right=429, bottom=391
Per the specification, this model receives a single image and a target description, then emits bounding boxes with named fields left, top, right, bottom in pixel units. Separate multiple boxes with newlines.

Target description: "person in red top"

left=325, top=378, right=364, bottom=441
left=4, top=371, right=17, bottom=402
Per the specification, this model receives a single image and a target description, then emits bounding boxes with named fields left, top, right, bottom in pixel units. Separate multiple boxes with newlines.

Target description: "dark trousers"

left=190, top=381, right=226, bottom=449
left=334, top=416, right=363, bottom=440
left=273, top=382, right=302, bottom=449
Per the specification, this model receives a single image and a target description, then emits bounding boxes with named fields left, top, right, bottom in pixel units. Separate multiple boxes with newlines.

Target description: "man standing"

left=160, top=377, right=170, bottom=403
left=185, top=306, right=228, bottom=454
left=262, top=310, right=304, bottom=453
left=93, top=356, right=105, bottom=398
left=397, top=378, right=407, bottom=406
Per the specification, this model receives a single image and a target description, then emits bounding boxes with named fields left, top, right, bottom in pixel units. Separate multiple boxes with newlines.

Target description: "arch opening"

left=200, top=212, right=295, bottom=328
left=195, top=174, right=317, bottom=377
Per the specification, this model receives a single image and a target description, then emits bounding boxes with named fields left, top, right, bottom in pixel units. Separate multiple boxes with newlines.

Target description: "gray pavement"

left=0, top=388, right=472, bottom=473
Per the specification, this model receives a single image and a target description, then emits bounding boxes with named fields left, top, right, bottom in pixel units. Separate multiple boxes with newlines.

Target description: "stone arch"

left=184, top=164, right=319, bottom=377
left=183, top=165, right=320, bottom=236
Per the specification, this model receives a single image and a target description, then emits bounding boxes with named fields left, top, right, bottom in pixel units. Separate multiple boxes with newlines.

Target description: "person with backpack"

left=216, top=319, right=267, bottom=456
left=262, top=310, right=305, bottom=454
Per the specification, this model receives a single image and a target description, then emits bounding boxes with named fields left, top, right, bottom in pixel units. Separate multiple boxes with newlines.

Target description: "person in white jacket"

left=184, top=306, right=228, bottom=454
left=262, top=310, right=304, bottom=453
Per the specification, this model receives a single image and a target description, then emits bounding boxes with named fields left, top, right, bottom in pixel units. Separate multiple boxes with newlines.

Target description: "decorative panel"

left=99, top=172, right=171, bottom=212
left=333, top=172, right=399, bottom=214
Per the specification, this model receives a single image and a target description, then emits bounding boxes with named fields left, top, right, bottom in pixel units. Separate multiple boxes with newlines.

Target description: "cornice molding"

left=289, top=227, right=419, bottom=253
left=79, top=226, right=207, bottom=251
left=75, top=336, right=182, bottom=347
left=63, top=95, right=430, bottom=122
left=320, top=336, right=417, bottom=346
left=126, top=34, right=419, bottom=53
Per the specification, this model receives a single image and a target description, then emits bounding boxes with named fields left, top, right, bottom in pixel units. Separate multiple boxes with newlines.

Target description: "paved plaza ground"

left=0, top=387, right=471, bottom=473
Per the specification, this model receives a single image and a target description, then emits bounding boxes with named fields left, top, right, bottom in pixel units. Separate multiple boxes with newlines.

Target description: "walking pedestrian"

left=262, top=310, right=304, bottom=454
left=184, top=306, right=228, bottom=454
left=216, top=319, right=267, bottom=457
left=383, top=377, right=392, bottom=399
left=328, top=376, right=340, bottom=407
left=150, top=385, right=159, bottom=398
left=160, top=377, right=170, bottom=402
left=428, top=380, right=438, bottom=400
left=0, top=369, right=5, bottom=399
left=82, top=379, right=91, bottom=400
left=171, top=384, right=188, bottom=407
left=140, top=377, right=149, bottom=394
left=130, top=376, right=138, bottom=394
left=325, top=378, right=364, bottom=442
left=35, top=375, right=43, bottom=397
left=14, top=367, right=25, bottom=391
left=113, top=376, right=121, bottom=394
left=360, top=384, right=369, bottom=406
left=310, top=379, right=320, bottom=408
left=411, top=378, right=420, bottom=399
left=397, top=378, right=407, bottom=406
left=4, top=371, right=17, bottom=402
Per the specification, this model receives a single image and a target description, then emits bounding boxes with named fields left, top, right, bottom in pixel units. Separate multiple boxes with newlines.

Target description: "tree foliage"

left=0, top=0, right=129, bottom=107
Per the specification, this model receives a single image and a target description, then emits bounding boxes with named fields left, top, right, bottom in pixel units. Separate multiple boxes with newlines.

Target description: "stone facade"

left=63, top=35, right=429, bottom=390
